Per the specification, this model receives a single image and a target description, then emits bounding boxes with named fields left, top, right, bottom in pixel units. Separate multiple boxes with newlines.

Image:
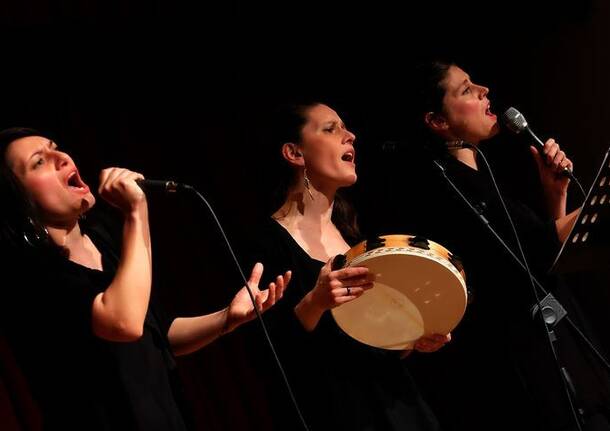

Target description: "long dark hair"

left=269, top=102, right=361, bottom=244
left=412, top=60, right=455, bottom=158
left=0, top=127, right=55, bottom=251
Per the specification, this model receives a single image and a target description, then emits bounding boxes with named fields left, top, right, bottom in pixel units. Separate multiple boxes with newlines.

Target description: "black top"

left=245, top=219, right=441, bottom=431
left=0, top=214, right=188, bottom=431
left=378, top=156, right=610, bottom=431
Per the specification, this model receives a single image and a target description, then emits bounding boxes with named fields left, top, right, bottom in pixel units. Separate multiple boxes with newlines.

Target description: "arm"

left=167, top=263, right=291, bottom=356
left=294, top=258, right=373, bottom=331
left=529, top=141, right=582, bottom=243
left=555, top=207, right=581, bottom=244
left=529, top=140, right=572, bottom=220
left=91, top=168, right=152, bottom=342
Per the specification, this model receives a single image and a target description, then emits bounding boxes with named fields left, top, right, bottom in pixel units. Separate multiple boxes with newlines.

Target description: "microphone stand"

left=432, top=159, right=588, bottom=431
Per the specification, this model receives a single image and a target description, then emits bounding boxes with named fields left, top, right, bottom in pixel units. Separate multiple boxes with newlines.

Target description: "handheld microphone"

left=135, top=179, right=189, bottom=193
left=501, top=107, right=546, bottom=148
left=502, top=107, right=575, bottom=179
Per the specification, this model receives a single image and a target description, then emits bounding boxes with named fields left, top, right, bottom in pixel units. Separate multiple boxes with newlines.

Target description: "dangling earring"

left=303, top=168, right=314, bottom=200
left=23, top=217, right=49, bottom=247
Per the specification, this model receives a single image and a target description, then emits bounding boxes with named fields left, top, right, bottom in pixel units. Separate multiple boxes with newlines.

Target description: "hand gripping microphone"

left=502, top=107, right=575, bottom=180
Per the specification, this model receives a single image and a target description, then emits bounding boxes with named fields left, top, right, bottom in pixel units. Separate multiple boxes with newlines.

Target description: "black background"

left=1, top=1, right=610, bottom=429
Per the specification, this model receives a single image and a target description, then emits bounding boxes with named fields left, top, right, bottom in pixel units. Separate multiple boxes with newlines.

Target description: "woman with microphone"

left=0, top=127, right=291, bottom=430
left=388, top=61, right=610, bottom=431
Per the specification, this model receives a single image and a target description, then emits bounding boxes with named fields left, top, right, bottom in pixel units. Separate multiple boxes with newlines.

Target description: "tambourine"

left=330, top=234, right=468, bottom=350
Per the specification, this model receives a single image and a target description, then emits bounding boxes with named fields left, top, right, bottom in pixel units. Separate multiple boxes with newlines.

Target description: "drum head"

left=331, top=250, right=467, bottom=350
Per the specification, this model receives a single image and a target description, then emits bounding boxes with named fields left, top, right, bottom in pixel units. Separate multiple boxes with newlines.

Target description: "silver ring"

left=346, top=287, right=351, bottom=296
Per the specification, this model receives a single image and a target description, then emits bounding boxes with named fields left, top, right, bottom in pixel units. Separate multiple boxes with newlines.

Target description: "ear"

left=424, top=111, right=449, bottom=133
left=281, top=142, right=305, bottom=167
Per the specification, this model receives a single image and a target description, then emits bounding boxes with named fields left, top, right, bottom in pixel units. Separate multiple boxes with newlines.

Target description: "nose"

left=344, top=128, right=356, bottom=143
left=478, top=84, right=489, bottom=99
left=53, top=150, right=72, bottom=169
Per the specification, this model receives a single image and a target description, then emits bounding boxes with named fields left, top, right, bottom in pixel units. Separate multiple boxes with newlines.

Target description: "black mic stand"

left=432, top=159, right=587, bottom=431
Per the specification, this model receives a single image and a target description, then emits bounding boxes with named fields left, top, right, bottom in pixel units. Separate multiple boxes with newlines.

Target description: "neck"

left=273, top=180, right=337, bottom=229
left=46, top=220, right=85, bottom=251
left=449, top=146, right=479, bottom=170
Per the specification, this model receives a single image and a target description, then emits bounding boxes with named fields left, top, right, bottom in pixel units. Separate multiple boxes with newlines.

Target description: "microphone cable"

left=463, top=144, right=585, bottom=430
left=570, top=171, right=587, bottom=199
left=173, top=183, right=311, bottom=431
left=433, top=148, right=610, bottom=372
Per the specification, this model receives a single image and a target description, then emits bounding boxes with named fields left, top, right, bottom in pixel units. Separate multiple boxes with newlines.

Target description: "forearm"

left=168, top=310, right=230, bottom=356
left=294, top=292, right=325, bottom=332
left=92, top=204, right=153, bottom=341
left=545, top=190, right=568, bottom=220
left=555, top=207, right=581, bottom=243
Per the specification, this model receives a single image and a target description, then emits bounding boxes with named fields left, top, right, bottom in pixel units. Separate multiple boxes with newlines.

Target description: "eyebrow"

left=323, top=120, right=345, bottom=128
left=26, top=139, right=54, bottom=163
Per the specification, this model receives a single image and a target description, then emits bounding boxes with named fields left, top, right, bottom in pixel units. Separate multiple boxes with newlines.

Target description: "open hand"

left=226, top=263, right=291, bottom=332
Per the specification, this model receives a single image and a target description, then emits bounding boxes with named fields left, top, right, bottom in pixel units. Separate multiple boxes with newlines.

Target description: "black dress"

left=245, top=219, right=441, bottom=431
left=378, top=156, right=610, bottom=431
left=0, top=213, right=189, bottom=431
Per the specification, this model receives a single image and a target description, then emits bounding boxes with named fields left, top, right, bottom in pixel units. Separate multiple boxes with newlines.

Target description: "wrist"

left=294, top=292, right=325, bottom=332
left=124, top=200, right=148, bottom=222
left=221, top=307, right=235, bottom=335
left=303, top=291, right=326, bottom=315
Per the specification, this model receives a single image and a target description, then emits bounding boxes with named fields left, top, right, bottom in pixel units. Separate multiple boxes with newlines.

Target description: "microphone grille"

left=502, top=107, right=528, bottom=134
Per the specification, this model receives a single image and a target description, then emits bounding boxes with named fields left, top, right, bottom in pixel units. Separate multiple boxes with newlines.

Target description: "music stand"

left=550, top=145, right=610, bottom=274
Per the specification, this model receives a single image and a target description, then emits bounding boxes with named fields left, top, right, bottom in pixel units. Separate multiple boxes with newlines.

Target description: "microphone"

left=136, top=179, right=189, bottom=193
left=501, top=107, right=545, bottom=147
left=502, top=107, right=574, bottom=178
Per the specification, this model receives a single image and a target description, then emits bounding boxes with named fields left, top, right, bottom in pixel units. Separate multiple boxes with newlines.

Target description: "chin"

left=340, top=174, right=357, bottom=187
left=80, top=195, right=96, bottom=213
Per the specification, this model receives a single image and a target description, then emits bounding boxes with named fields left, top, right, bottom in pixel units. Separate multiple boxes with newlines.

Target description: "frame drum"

left=331, top=235, right=467, bottom=350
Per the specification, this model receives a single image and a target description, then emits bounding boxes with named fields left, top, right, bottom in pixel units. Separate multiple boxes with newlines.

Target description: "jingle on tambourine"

left=330, top=234, right=468, bottom=350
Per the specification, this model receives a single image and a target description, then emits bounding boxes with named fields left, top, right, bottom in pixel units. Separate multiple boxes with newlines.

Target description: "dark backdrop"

left=1, top=1, right=609, bottom=429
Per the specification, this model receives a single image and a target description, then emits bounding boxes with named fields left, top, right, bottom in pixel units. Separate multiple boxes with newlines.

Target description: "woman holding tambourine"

left=246, top=101, right=451, bottom=431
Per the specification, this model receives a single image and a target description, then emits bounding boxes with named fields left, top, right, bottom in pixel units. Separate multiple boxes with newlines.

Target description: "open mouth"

left=485, top=103, right=495, bottom=117
left=341, top=150, right=355, bottom=163
left=66, top=170, right=89, bottom=191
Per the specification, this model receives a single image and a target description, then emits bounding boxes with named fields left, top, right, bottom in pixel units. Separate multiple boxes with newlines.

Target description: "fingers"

left=283, top=270, right=292, bottom=291
left=330, top=266, right=370, bottom=281
left=414, top=333, right=451, bottom=353
left=248, top=262, right=264, bottom=290
left=332, top=286, right=369, bottom=303
left=326, top=267, right=374, bottom=306
left=328, top=275, right=374, bottom=291
left=274, top=271, right=290, bottom=298
left=255, top=287, right=266, bottom=311
left=541, top=139, right=573, bottom=173
left=259, top=270, right=291, bottom=311
left=266, top=282, right=277, bottom=307
left=98, top=167, right=144, bottom=193
left=98, top=167, right=146, bottom=212
left=263, top=270, right=290, bottom=298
